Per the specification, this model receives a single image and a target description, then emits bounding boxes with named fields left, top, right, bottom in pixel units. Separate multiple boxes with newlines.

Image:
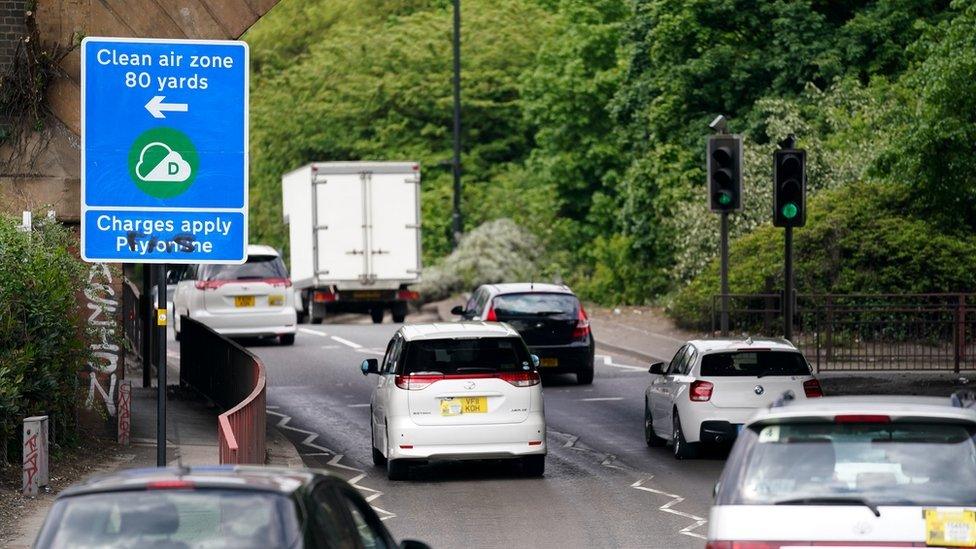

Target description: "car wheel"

left=672, top=411, right=698, bottom=460
left=522, top=455, right=545, bottom=477
left=576, top=366, right=594, bottom=385
left=370, top=308, right=385, bottom=324
left=392, top=312, right=406, bottom=323
left=644, top=401, right=665, bottom=447
left=392, top=302, right=407, bottom=324
left=371, top=419, right=386, bottom=467
left=280, top=334, right=295, bottom=346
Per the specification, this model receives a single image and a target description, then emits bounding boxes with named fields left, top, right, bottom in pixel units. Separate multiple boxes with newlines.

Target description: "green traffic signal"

left=781, top=203, right=798, bottom=219
left=718, top=192, right=732, bottom=206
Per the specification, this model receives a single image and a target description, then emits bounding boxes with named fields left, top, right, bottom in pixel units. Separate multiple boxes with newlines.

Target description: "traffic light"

left=707, top=135, right=742, bottom=212
left=773, top=149, right=806, bottom=227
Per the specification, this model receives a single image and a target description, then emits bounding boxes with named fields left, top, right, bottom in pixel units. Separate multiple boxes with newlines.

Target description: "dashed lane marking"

left=579, top=397, right=625, bottom=402
left=266, top=408, right=395, bottom=520
left=331, top=335, right=362, bottom=349
left=347, top=404, right=371, bottom=408
left=298, top=328, right=329, bottom=337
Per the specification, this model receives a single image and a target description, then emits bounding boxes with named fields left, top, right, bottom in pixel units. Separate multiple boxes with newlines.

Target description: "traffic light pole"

left=156, top=264, right=167, bottom=466
left=450, top=0, right=463, bottom=249
left=784, top=226, right=794, bottom=341
left=720, top=211, right=730, bottom=335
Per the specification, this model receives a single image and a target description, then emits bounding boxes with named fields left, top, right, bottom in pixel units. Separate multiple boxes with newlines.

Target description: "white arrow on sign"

left=144, top=95, right=188, bottom=119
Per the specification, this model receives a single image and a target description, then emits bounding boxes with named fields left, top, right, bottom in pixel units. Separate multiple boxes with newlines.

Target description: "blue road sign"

left=81, top=37, right=248, bottom=264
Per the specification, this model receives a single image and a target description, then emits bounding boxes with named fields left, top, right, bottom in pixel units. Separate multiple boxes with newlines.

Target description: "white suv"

left=172, top=245, right=297, bottom=344
left=362, top=322, right=547, bottom=480
left=709, top=395, right=976, bottom=548
left=644, top=338, right=822, bottom=459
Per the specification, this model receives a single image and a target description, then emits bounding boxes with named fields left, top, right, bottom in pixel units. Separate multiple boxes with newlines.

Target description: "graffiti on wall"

left=84, top=263, right=120, bottom=416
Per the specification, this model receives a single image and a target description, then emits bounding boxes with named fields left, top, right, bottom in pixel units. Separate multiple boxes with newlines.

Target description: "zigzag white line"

left=631, top=477, right=707, bottom=540
left=267, top=409, right=396, bottom=520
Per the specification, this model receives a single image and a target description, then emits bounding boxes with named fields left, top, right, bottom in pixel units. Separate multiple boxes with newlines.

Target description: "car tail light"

left=499, top=371, right=541, bottom=387
left=690, top=380, right=713, bottom=402
left=313, top=290, right=337, bottom=303
left=397, top=290, right=420, bottom=301
left=394, top=374, right=443, bottom=390
left=147, top=480, right=194, bottom=490
left=572, top=305, right=591, bottom=340
left=803, top=378, right=823, bottom=398
left=835, top=414, right=890, bottom=424
left=263, top=277, right=292, bottom=288
left=706, top=543, right=787, bottom=549
left=194, top=280, right=226, bottom=290
left=528, top=440, right=543, bottom=446
left=485, top=302, right=498, bottom=321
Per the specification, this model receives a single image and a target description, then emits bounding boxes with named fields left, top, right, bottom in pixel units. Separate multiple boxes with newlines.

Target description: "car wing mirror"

left=648, top=361, right=665, bottom=375
left=361, top=358, right=379, bottom=376
left=530, top=354, right=540, bottom=369
left=450, top=305, right=465, bottom=316
left=713, top=481, right=721, bottom=499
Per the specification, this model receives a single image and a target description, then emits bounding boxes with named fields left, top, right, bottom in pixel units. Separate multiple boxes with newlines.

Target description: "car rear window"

left=717, top=421, right=976, bottom=507
left=35, top=489, right=301, bottom=548
left=492, top=293, right=579, bottom=318
left=700, top=351, right=810, bottom=377
left=200, top=254, right=287, bottom=281
left=402, top=337, right=533, bottom=375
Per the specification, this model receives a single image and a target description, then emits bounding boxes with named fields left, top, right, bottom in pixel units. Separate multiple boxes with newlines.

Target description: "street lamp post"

left=451, top=0, right=462, bottom=249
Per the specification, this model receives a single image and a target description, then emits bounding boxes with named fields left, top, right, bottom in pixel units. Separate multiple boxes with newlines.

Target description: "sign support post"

left=156, top=264, right=167, bottom=466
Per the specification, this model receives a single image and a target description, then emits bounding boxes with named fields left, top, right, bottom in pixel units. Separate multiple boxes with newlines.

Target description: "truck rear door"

left=314, top=172, right=365, bottom=282
left=366, top=167, right=421, bottom=283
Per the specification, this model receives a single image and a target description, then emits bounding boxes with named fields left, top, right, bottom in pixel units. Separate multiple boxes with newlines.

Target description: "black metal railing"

left=711, top=293, right=976, bottom=372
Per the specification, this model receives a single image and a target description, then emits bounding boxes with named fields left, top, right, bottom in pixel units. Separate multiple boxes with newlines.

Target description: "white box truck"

left=281, top=161, right=422, bottom=324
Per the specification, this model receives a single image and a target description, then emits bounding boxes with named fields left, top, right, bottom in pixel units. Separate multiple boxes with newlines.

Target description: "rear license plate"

left=440, top=397, right=488, bottom=416
left=234, top=296, right=255, bottom=307
left=268, top=294, right=285, bottom=306
left=925, top=509, right=976, bottom=547
left=540, top=358, right=559, bottom=368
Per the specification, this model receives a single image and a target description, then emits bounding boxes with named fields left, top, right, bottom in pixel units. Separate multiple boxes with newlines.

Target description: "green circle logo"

left=128, top=127, right=199, bottom=198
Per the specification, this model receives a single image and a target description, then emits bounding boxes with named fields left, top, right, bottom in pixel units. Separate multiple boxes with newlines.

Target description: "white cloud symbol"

left=136, top=142, right=192, bottom=183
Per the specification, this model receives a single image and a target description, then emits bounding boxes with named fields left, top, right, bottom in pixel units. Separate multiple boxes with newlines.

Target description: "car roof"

left=688, top=337, right=798, bottom=353
left=400, top=322, right=520, bottom=341
left=247, top=244, right=280, bottom=257
left=748, top=395, right=976, bottom=426
left=486, top=283, right=575, bottom=296
left=57, top=466, right=324, bottom=499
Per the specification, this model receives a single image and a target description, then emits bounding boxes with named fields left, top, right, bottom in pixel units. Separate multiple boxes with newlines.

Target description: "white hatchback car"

left=709, top=395, right=976, bottom=548
left=172, top=245, right=297, bottom=344
left=644, top=338, right=822, bottom=459
left=362, top=322, right=547, bottom=480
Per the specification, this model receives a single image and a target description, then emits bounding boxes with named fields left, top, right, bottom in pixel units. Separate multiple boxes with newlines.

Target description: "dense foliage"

left=0, top=214, right=88, bottom=461
left=247, top=0, right=976, bottom=316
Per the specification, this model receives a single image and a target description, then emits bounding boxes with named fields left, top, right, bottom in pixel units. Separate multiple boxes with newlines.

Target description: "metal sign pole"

left=720, top=211, right=730, bottom=335
left=156, top=264, right=167, bottom=466
left=142, top=266, right=152, bottom=388
left=784, top=226, right=794, bottom=341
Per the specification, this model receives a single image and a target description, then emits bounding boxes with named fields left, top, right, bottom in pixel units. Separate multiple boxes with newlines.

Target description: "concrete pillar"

left=22, top=415, right=49, bottom=496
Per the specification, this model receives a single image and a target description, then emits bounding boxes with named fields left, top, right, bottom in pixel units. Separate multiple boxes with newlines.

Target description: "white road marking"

left=631, top=477, right=707, bottom=540
left=347, top=403, right=370, bottom=408
left=595, top=354, right=646, bottom=372
left=320, top=345, right=341, bottom=349
left=299, top=328, right=329, bottom=337
left=331, top=335, right=362, bottom=349
left=267, top=409, right=395, bottom=520
left=580, top=397, right=624, bottom=402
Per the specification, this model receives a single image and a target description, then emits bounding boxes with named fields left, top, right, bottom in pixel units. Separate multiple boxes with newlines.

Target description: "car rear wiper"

left=774, top=496, right=880, bottom=517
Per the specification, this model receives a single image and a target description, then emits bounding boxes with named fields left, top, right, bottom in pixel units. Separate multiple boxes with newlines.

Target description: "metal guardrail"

left=178, top=317, right=266, bottom=464
left=711, top=293, right=976, bottom=372
left=121, top=279, right=142, bottom=355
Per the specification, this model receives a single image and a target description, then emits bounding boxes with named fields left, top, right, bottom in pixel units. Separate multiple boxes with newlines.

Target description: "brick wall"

left=0, top=0, right=25, bottom=72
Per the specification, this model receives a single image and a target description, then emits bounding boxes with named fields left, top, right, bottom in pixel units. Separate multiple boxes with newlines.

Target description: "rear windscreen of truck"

left=700, top=351, right=811, bottom=377
left=200, top=255, right=288, bottom=281
left=403, top=337, right=532, bottom=375
left=492, top=293, right=579, bottom=318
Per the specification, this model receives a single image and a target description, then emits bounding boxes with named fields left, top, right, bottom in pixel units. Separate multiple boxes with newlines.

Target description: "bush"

left=0, top=214, right=88, bottom=461
left=667, top=181, right=976, bottom=328
left=417, top=219, right=543, bottom=302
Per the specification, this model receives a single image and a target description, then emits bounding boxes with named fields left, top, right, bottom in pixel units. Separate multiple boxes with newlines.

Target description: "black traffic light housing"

left=707, top=135, right=742, bottom=212
left=773, top=149, right=806, bottom=227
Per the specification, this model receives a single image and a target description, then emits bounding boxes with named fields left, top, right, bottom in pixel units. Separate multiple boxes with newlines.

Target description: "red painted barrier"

left=217, top=360, right=266, bottom=464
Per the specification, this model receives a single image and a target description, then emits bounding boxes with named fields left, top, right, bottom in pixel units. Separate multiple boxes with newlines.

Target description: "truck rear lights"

left=690, top=380, right=714, bottom=402
left=834, top=414, right=890, bottom=424
left=313, top=290, right=337, bottom=303
left=572, top=306, right=591, bottom=340
left=397, top=290, right=420, bottom=301
left=803, top=378, right=824, bottom=398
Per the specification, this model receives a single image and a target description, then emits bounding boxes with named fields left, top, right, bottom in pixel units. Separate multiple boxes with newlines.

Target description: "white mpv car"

left=645, top=338, right=822, bottom=459
left=172, top=245, right=297, bottom=344
left=362, top=322, right=547, bottom=480
left=709, top=395, right=976, bottom=548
